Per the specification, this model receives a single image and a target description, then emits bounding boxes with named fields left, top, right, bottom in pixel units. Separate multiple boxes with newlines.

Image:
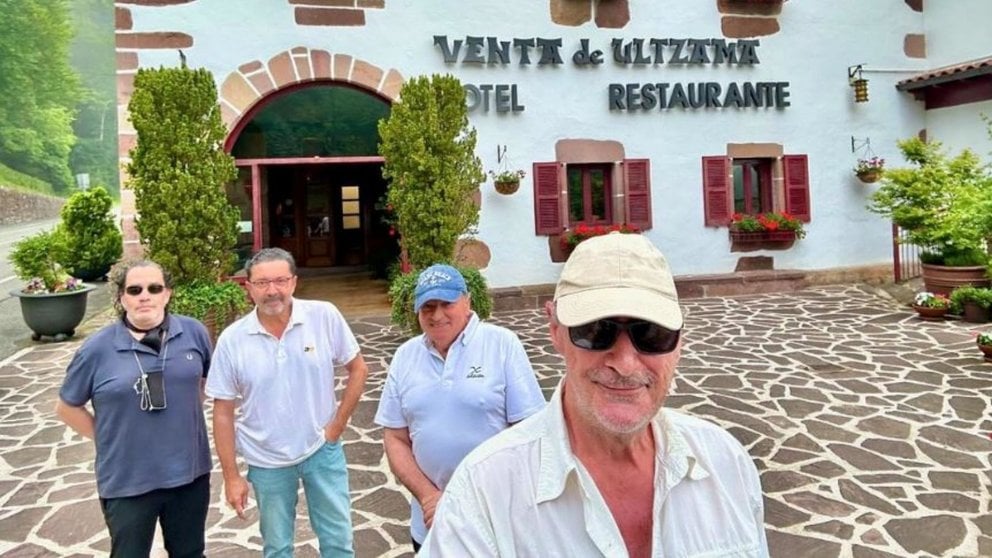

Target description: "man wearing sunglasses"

left=422, top=233, right=768, bottom=557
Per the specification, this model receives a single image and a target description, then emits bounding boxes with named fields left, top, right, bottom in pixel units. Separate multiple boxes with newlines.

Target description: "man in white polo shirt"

left=206, top=248, right=368, bottom=557
left=374, top=264, right=545, bottom=553
left=422, top=234, right=768, bottom=557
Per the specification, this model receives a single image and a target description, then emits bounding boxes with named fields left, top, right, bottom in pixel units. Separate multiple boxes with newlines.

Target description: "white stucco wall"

left=923, top=0, right=992, bottom=67
left=123, top=0, right=941, bottom=288
left=926, top=100, right=992, bottom=162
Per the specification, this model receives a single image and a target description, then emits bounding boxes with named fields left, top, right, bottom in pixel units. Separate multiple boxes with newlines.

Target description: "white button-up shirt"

left=422, top=381, right=769, bottom=557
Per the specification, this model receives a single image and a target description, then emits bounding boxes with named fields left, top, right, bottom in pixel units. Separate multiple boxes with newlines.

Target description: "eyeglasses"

left=125, top=284, right=166, bottom=296
left=249, top=276, right=294, bottom=289
left=568, top=318, right=681, bottom=355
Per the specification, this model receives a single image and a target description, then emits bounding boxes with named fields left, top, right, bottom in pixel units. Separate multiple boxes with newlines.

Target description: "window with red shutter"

left=624, top=158, right=652, bottom=231
left=533, top=162, right=562, bottom=234
left=782, top=154, right=811, bottom=222
left=702, top=156, right=732, bottom=226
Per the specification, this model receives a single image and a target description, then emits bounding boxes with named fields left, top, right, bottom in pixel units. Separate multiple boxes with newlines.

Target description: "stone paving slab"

left=0, top=285, right=990, bottom=557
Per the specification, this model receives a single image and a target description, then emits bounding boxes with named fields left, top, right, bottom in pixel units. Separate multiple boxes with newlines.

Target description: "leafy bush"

left=169, top=281, right=250, bottom=323
left=389, top=266, right=492, bottom=334
left=126, top=65, right=240, bottom=284
left=57, top=185, right=121, bottom=279
left=378, top=74, right=485, bottom=269
left=868, top=137, right=992, bottom=266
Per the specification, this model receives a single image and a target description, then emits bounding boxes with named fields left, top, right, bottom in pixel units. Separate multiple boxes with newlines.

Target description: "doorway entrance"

left=261, top=162, right=395, bottom=269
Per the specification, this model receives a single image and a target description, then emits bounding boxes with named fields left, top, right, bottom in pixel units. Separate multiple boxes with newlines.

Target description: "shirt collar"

left=535, top=379, right=709, bottom=504
left=420, top=311, right=480, bottom=350
left=112, top=314, right=185, bottom=352
left=246, top=297, right=302, bottom=335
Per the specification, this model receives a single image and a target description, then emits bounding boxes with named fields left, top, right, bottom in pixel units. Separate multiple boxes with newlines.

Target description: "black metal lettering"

left=687, top=39, right=711, bottom=64
left=611, top=38, right=630, bottom=64
left=724, top=82, right=743, bottom=108
left=641, top=83, right=657, bottom=110
left=536, top=38, right=564, bottom=65
left=705, top=82, right=722, bottom=107
left=513, top=38, right=535, bottom=65
left=669, top=82, right=690, bottom=108
left=632, top=39, right=651, bottom=64
left=649, top=39, right=668, bottom=64
left=487, top=37, right=511, bottom=65
left=434, top=35, right=460, bottom=63
left=774, top=82, right=790, bottom=108
left=608, top=83, right=626, bottom=110
left=738, top=40, right=761, bottom=65
left=669, top=38, right=688, bottom=64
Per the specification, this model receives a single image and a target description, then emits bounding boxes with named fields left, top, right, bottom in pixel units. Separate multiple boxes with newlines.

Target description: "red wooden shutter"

left=623, top=158, right=652, bottom=231
left=702, top=156, right=731, bottom=226
left=782, top=154, right=811, bottom=222
left=533, top=162, right=562, bottom=235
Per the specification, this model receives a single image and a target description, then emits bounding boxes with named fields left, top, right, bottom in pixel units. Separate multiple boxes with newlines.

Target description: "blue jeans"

left=247, top=441, right=354, bottom=557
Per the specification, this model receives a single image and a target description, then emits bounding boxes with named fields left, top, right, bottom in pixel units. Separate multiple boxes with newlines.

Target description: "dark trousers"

left=100, top=474, right=209, bottom=558
left=413, top=538, right=422, bottom=554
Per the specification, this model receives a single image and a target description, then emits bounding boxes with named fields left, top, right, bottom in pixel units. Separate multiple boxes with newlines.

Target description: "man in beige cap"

left=422, top=233, right=768, bottom=557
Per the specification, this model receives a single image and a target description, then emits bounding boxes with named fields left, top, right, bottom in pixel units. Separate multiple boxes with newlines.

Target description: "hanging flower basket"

left=856, top=169, right=882, bottom=184
left=494, top=180, right=520, bottom=195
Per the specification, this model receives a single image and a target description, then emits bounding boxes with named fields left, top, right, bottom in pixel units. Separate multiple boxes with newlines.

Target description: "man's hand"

left=420, top=488, right=443, bottom=529
left=324, top=421, right=345, bottom=443
left=225, top=475, right=250, bottom=519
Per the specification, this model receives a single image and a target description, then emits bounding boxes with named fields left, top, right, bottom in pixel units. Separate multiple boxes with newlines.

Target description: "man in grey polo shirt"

left=206, top=248, right=368, bottom=557
left=374, top=264, right=545, bottom=553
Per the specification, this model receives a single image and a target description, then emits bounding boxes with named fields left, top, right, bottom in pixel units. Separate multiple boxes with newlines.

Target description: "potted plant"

left=57, top=185, right=123, bottom=281
left=868, top=137, right=992, bottom=295
left=854, top=156, right=885, bottom=183
left=976, top=330, right=992, bottom=361
left=728, top=211, right=806, bottom=251
left=8, top=230, right=94, bottom=341
left=912, top=291, right=951, bottom=321
left=488, top=168, right=526, bottom=195
left=559, top=223, right=640, bottom=260
left=949, top=286, right=992, bottom=323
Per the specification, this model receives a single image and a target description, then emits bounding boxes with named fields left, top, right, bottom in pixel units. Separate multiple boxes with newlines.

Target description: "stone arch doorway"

left=219, top=48, right=403, bottom=273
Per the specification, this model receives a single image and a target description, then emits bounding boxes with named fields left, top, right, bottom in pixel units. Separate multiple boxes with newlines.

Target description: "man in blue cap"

left=374, top=264, right=545, bottom=553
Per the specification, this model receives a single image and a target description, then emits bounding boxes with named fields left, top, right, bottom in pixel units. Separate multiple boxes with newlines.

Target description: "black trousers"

left=100, top=474, right=209, bottom=558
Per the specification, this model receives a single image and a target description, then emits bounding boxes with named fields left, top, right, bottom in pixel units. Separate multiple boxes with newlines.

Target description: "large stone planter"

left=10, top=284, right=94, bottom=341
left=921, top=264, right=990, bottom=297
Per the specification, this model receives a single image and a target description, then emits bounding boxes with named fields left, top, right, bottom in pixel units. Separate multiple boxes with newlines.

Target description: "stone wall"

left=0, top=187, right=64, bottom=225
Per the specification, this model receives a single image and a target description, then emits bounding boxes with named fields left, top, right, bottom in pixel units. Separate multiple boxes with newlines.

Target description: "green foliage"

left=126, top=65, right=240, bottom=285
left=169, top=281, right=251, bottom=323
left=868, top=137, right=992, bottom=266
left=0, top=0, right=81, bottom=192
left=68, top=0, right=118, bottom=193
left=9, top=229, right=81, bottom=293
left=949, top=286, right=992, bottom=313
left=56, top=185, right=121, bottom=278
left=389, top=266, right=492, bottom=334
left=378, top=74, right=485, bottom=269
left=0, top=162, right=54, bottom=194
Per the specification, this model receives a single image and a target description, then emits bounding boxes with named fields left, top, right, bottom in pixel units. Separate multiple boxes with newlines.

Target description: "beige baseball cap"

left=553, top=232, right=683, bottom=329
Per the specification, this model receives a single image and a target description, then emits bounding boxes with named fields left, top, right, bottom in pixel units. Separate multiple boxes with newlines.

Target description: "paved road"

left=0, top=218, right=112, bottom=361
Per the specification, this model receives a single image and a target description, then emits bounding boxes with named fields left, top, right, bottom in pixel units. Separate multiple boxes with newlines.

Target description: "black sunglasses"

left=125, top=284, right=165, bottom=296
left=568, top=318, right=681, bottom=355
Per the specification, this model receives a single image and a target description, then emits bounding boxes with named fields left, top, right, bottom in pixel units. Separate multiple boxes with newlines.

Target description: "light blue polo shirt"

left=374, top=313, right=546, bottom=543
left=206, top=298, right=360, bottom=468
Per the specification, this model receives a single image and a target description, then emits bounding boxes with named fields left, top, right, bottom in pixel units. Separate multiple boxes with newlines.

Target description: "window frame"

left=567, top=163, right=614, bottom=226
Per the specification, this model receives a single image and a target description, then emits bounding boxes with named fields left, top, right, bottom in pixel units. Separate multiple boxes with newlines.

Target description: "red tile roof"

left=896, top=56, right=992, bottom=90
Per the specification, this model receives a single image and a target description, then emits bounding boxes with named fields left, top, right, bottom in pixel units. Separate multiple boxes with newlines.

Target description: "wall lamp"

left=848, top=64, right=869, bottom=103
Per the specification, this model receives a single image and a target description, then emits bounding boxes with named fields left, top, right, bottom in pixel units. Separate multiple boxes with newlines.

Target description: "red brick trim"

left=116, top=52, right=139, bottom=71
left=905, top=0, right=923, bottom=12
left=904, top=34, right=926, bottom=58
left=115, top=7, right=133, bottom=30
left=721, top=16, right=780, bottom=38
left=115, top=32, right=193, bottom=49
left=295, top=7, right=366, bottom=26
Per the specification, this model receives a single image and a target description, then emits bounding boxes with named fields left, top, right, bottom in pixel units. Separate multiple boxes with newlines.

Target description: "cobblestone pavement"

left=1, top=285, right=991, bottom=557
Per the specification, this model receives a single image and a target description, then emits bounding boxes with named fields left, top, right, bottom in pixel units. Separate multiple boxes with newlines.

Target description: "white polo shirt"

left=422, top=380, right=769, bottom=557
left=374, top=313, right=546, bottom=543
left=206, top=298, right=360, bottom=468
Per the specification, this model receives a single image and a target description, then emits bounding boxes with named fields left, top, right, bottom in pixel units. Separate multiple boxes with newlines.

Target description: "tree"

left=69, top=0, right=118, bottom=193
left=378, top=74, right=484, bottom=268
left=126, top=65, right=240, bottom=284
left=0, top=0, right=81, bottom=192
left=56, top=185, right=122, bottom=280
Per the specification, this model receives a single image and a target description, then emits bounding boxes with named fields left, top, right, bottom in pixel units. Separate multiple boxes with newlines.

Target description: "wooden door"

left=305, top=181, right=334, bottom=267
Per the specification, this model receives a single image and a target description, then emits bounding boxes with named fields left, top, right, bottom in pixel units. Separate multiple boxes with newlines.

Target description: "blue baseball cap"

left=414, top=264, right=468, bottom=312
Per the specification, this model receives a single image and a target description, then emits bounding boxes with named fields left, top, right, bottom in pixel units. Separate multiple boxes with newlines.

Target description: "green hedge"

left=389, top=266, right=492, bottom=335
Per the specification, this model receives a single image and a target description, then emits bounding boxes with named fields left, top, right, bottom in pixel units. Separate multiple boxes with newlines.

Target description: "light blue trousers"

left=247, top=441, right=354, bottom=558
